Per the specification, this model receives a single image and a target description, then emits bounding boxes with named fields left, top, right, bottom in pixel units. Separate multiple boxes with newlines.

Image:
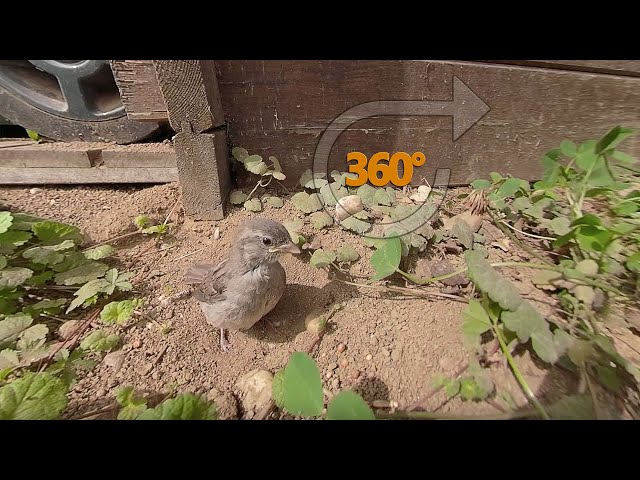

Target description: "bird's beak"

left=272, top=242, right=301, bottom=255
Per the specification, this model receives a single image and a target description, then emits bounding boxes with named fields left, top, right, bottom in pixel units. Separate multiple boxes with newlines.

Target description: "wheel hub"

left=0, top=60, right=125, bottom=122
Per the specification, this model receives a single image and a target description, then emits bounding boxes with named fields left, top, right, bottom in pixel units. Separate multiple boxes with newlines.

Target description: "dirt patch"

left=0, top=182, right=629, bottom=419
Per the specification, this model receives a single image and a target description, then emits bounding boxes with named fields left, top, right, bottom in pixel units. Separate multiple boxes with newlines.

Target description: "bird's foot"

left=219, top=329, right=232, bottom=353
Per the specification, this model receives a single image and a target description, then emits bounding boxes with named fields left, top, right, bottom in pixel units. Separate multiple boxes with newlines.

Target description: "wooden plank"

left=0, top=167, right=178, bottom=184
left=213, top=60, right=640, bottom=186
left=485, top=60, right=640, bottom=77
left=101, top=143, right=176, bottom=168
left=173, top=130, right=230, bottom=220
left=153, top=60, right=224, bottom=133
left=154, top=60, right=230, bottom=220
left=111, top=60, right=169, bottom=122
left=0, top=142, right=99, bottom=167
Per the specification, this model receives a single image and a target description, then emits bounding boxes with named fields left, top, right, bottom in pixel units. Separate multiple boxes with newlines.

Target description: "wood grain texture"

left=153, top=60, right=224, bottom=133
left=101, top=144, right=176, bottom=168
left=487, top=60, right=640, bottom=77
left=213, top=60, right=640, bottom=186
left=0, top=143, right=97, bottom=167
left=111, top=60, right=169, bottom=122
left=0, top=167, right=178, bottom=184
left=173, top=130, right=230, bottom=220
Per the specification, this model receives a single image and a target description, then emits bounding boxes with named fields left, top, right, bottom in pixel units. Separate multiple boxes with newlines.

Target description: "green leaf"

left=356, top=184, right=377, bottom=207
left=336, top=246, right=359, bottom=263
left=531, top=328, right=559, bottom=364
left=595, top=126, right=634, bottom=153
left=25, top=271, right=54, bottom=286
left=340, top=216, right=371, bottom=234
left=0, top=255, right=6, bottom=269
left=575, top=149, right=598, bottom=171
left=141, top=224, right=168, bottom=235
left=282, top=352, right=323, bottom=417
left=67, top=278, right=110, bottom=313
left=0, top=267, right=33, bottom=289
left=17, top=324, right=48, bottom=351
left=22, top=240, right=75, bottom=266
left=263, top=196, right=284, bottom=208
left=243, top=155, right=268, bottom=175
left=0, top=212, right=12, bottom=235
left=548, top=217, right=571, bottom=236
left=100, top=299, right=141, bottom=326
left=369, top=237, right=401, bottom=281
left=0, top=372, right=68, bottom=420
left=231, top=146, right=248, bottom=162
left=26, top=129, right=40, bottom=141
left=0, top=231, right=32, bottom=254
left=451, top=218, right=473, bottom=249
left=80, top=330, right=120, bottom=352
left=229, top=190, right=248, bottom=205
left=10, top=213, right=44, bottom=231
left=23, top=298, right=66, bottom=317
left=496, top=178, right=522, bottom=198
left=471, top=179, right=491, bottom=190
left=32, top=220, right=83, bottom=246
left=137, top=392, right=217, bottom=420
left=547, top=394, right=595, bottom=420
left=560, top=140, right=577, bottom=157
left=0, top=349, right=19, bottom=369
left=54, top=261, right=108, bottom=286
left=373, top=188, right=393, bottom=206
left=291, top=192, right=323, bottom=214
left=105, top=268, right=134, bottom=292
left=627, top=252, right=640, bottom=272
left=501, top=301, right=547, bottom=343
left=309, top=249, right=336, bottom=268
left=464, top=250, right=522, bottom=311
left=611, top=150, right=636, bottom=165
left=462, top=300, right=492, bottom=337
left=269, top=156, right=282, bottom=172
left=305, top=178, right=329, bottom=190
left=116, top=386, right=148, bottom=420
left=272, top=368, right=285, bottom=409
left=0, top=314, right=33, bottom=347
left=310, top=211, right=333, bottom=230
left=320, top=182, right=348, bottom=207
left=326, top=390, right=375, bottom=420
left=134, top=215, right=151, bottom=229
left=243, top=198, right=263, bottom=212
left=512, top=196, right=532, bottom=212
left=83, top=245, right=115, bottom=260
left=489, top=172, right=504, bottom=183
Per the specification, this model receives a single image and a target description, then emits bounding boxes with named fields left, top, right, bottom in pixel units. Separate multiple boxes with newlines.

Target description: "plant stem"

left=245, top=176, right=273, bottom=202
left=81, top=231, right=140, bottom=251
left=499, top=220, right=556, bottom=241
left=335, top=278, right=468, bottom=303
left=492, top=320, right=550, bottom=419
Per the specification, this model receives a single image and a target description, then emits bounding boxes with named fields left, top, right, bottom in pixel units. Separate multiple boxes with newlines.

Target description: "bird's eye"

left=262, top=237, right=272, bottom=246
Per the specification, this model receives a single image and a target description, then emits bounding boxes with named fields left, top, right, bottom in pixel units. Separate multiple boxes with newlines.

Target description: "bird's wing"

left=184, top=259, right=231, bottom=303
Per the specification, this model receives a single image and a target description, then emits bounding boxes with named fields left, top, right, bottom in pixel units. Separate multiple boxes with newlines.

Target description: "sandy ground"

left=1, top=182, right=633, bottom=419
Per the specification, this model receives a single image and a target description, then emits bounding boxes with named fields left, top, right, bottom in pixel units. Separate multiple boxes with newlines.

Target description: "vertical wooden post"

left=153, top=60, right=230, bottom=220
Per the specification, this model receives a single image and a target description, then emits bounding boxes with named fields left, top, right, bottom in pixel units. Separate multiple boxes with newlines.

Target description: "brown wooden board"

left=0, top=167, right=178, bottom=184
left=111, top=60, right=170, bottom=122
left=173, top=130, right=230, bottom=220
left=153, top=60, right=224, bottom=133
left=101, top=143, right=176, bottom=168
left=214, top=60, right=640, bottom=186
left=0, top=141, right=98, bottom=167
left=488, top=60, right=640, bottom=77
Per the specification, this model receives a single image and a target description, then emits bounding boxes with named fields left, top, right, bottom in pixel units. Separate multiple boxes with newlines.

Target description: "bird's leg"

left=219, top=328, right=232, bottom=352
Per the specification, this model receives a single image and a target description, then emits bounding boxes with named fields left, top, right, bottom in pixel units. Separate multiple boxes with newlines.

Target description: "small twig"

left=150, top=345, right=168, bottom=369
left=499, top=220, right=556, bottom=241
left=81, top=231, right=141, bottom=252
left=76, top=403, right=119, bottom=420
left=335, top=278, right=468, bottom=303
left=38, top=309, right=99, bottom=372
left=172, top=248, right=205, bottom=262
left=163, top=195, right=182, bottom=226
left=134, top=244, right=178, bottom=259
left=407, top=363, right=469, bottom=411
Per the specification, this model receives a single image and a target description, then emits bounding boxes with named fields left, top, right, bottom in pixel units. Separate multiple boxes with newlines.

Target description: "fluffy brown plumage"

left=184, top=218, right=300, bottom=352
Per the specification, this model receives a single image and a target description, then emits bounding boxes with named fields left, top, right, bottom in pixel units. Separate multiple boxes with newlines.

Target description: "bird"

left=184, top=218, right=301, bottom=352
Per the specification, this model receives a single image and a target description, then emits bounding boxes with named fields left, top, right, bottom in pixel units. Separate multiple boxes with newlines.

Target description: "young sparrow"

left=184, top=218, right=301, bottom=352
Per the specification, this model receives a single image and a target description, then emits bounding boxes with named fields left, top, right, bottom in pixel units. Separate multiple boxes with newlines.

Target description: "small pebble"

left=29, top=187, right=42, bottom=194
left=328, top=363, right=338, bottom=371
left=325, top=371, right=333, bottom=379
left=381, top=348, right=390, bottom=357
left=366, top=354, right=373, bottom=361
left=132, top=339, right=142, bottom=349
left=337, top=343, right=346, bottom=353
left=331, top=378, right=340, bottom=389
left=49, top=199, right=56, bottom=206
left=339, top=359, right=348, bottom=368
left=95, top=389, right=106, bottom=398
left=351, top=370, right=361, bottom=380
